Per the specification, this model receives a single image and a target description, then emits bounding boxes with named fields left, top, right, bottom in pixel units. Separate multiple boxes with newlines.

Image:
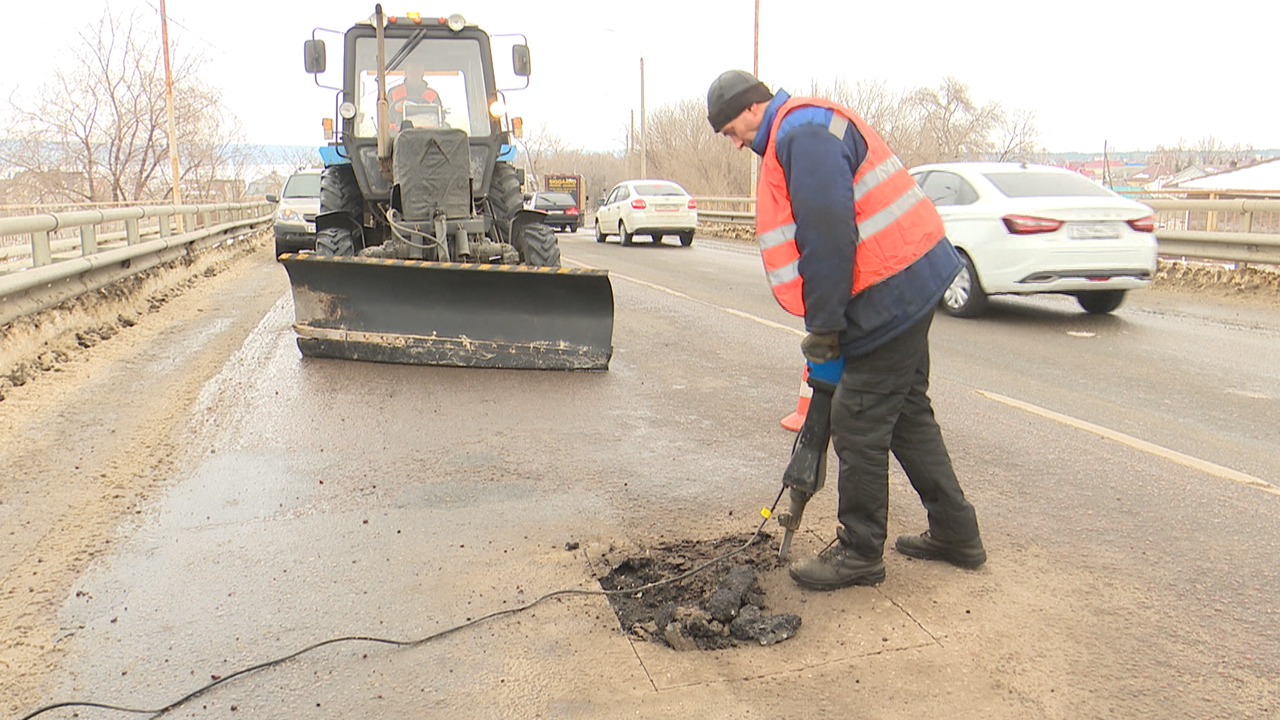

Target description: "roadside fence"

left=695, top=190, right=1280, bottom=266
left=0, top=201, right=274, bottom=326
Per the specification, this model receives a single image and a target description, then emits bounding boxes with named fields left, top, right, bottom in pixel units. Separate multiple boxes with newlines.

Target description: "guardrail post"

left=159, top=214, right=171, bottom=238
left=32, top=230, right=52, bottom=267
left=126, top=217, right=140, bottom=244
left=80, top=224, right=98, bottom=256
left=185, top=212, right=197, bottom=232
left=1207, top=192, right=1218, bottom=232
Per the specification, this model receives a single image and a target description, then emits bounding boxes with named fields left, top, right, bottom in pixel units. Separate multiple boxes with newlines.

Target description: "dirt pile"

left=0, top=231, right=268, bottom=400
left=1154, top=259, right=1280, bottom=303
left=597, top=533, right=800, bottom=651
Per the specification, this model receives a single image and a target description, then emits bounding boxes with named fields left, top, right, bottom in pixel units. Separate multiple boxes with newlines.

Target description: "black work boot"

left=895, top=530, right=986, bottom=569
left=788, top=527, right=885, bottom=591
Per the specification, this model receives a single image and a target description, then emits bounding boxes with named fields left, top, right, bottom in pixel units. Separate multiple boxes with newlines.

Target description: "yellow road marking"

left=978, top=390, right=1279, bottom=497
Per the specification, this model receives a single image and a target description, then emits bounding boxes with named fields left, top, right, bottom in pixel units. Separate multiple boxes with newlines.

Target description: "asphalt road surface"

left=2, top=229, right=1277, bottom=719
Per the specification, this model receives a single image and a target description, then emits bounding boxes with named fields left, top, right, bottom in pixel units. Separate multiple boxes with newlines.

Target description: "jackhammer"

left=775, top=358, right=843, bottom=562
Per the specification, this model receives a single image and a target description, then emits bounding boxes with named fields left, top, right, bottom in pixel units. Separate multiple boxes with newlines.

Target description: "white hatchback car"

left=595, top=180, right=698, bottom=247
left=909, top=162, right=1158, bottom=316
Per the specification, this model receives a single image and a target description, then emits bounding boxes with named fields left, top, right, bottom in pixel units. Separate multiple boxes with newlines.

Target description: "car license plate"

left=655, top=204, right=680, bottom=213
left=305, top=223, right=316, bottom=233
left=1068, top=223, right=1119, bottom=239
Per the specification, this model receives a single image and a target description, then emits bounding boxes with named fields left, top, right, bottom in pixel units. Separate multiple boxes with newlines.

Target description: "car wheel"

left=651, top=234, right=664, bottom=243
left=939, top=251, right=988, bottom=318
left=1075, top=290, right=1126, bottom=314
left=620, top=222, right=633, bottom=246
left=678, top=231, right=694, bottom=247
left=595, top=223, right=607, bottom=243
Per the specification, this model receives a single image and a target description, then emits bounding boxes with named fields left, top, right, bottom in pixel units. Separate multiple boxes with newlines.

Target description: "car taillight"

left=687, top=198, right=698, bottom=209
left=1127, top=215, right=1156, bottom=233
left=566, top=207, right=579, bottom=215
left=631, top=198, right=647, bottom=209
left=1002, top=215, right=1064, bottom=235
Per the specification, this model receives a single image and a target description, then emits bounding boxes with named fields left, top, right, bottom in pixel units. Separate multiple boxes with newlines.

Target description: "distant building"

left=1172, top=157, right=1280, bottom=192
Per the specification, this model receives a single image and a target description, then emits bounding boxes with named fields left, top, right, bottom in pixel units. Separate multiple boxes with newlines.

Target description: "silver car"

left=269, top=168, right=322, bottom=257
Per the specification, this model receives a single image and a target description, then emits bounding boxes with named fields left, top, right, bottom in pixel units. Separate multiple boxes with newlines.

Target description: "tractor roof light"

left=406, top=11, right=422, bottom=23
left=446, top=13, right=466, bottom=31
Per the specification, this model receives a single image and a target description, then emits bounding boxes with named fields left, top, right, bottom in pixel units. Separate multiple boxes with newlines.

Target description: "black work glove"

left=800, top=332, right=842, bottom=363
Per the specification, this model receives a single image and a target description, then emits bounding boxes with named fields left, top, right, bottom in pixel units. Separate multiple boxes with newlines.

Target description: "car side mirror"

left=304, top=40, right=326, bottom=74
left=512, top=45, right=531, bottom=77
left=266, top=193, right=279, bottom=203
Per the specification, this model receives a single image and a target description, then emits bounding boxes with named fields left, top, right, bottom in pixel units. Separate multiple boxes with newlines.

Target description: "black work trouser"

left=830, top=309, right=980, bottom=559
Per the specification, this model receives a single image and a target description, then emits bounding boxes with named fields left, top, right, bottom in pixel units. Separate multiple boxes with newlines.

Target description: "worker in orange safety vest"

left=707, top=69, right=986, bottom=591
left=388, top=60, right=441, bottom=129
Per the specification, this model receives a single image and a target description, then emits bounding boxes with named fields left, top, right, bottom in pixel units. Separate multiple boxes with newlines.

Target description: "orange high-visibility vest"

left=388, top=82, right=440, bottom=114
left=756, top=97, right=945, bottom=316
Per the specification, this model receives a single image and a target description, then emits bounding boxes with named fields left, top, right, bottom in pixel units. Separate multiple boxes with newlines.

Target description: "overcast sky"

left=4, top=0, right=1278, bottom=156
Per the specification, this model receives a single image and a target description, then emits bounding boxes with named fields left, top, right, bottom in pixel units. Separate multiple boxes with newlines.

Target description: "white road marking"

left=564, top=258, right=1274, bottom=497
left=978, top=390, right=1279, bottom=497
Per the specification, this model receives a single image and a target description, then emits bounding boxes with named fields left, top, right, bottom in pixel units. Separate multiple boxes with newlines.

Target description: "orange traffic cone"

left=780, top=366, right=811, bottom=432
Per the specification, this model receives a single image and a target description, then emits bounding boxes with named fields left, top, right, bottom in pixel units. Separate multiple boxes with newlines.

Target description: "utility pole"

left=749, top=0, right=759, bottom=200
left=159, top=0, right=182, bottom=226
left=639, top=56, right=646, bottom=179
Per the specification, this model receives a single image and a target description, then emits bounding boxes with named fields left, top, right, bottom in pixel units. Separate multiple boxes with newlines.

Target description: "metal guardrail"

left=0, top=201, right=274, bottom=326
left=695, top=196, right=1280, bottom=265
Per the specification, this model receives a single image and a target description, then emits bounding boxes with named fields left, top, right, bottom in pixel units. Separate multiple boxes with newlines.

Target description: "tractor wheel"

left=316, top=164, right=363, bottom=257
left=487, top=162, right=523, bottom=245
left=315, top=227, right=357, bottom=257
left=515, top=221, right=562, bottom=267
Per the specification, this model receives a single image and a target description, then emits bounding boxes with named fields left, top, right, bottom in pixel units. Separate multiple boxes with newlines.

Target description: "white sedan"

left=594, top=180, right=698, bottom=247
left=909, top=162, right=1158, bottom=316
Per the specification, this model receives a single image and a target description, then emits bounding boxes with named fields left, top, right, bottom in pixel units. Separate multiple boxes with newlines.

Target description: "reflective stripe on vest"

left=754, top=97, right=944, bottom=316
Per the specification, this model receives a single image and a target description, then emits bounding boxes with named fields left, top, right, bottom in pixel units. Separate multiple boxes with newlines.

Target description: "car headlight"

left=277, top=208, right=299, bottom=222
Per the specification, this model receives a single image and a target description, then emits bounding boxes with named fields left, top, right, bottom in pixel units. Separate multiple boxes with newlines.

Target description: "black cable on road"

left=18, top=486, right=787, bottom=720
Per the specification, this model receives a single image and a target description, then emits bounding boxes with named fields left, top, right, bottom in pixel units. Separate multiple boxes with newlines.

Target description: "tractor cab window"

left=352, top=37, right=491, bottom=138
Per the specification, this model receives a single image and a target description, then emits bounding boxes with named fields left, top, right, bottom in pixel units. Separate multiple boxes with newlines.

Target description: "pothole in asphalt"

left=595, top=532, right=801, bottom=651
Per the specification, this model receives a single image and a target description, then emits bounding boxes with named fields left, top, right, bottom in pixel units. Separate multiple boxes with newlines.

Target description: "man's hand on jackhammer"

left=801, top=332, right=842, bottom=363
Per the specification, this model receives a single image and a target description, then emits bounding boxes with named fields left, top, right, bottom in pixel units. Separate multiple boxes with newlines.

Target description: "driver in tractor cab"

left=389, top=61, right=441, bottom=130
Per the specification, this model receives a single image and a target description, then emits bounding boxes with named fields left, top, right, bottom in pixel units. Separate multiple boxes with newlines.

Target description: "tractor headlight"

left=339, top=101, right=356, bottom=119
left=446, top=13, right=466, bottom=31
left=488, top=98, right=507, bottom=118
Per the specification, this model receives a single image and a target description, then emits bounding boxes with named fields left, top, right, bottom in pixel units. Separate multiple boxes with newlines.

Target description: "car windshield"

left=536, top=192, right=576, bottom=208
left=633, top=183, right=686, bottom=197
left=353, top=37, right=489, bottom=137
left=282, top=174, right=320, bottom=198
left=982, top=171, right=1114, bottom=198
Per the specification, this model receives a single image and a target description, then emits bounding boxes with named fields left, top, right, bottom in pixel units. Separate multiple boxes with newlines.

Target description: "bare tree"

left=643, top=98, right=747, bottom=195
left=0, top=7, right=241, bottom=204
left=514, top=76, right=1044, bottom=203
left=907, top=77, right=1002, bottom=165
left=993, top=109, right=1041, bottom=162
